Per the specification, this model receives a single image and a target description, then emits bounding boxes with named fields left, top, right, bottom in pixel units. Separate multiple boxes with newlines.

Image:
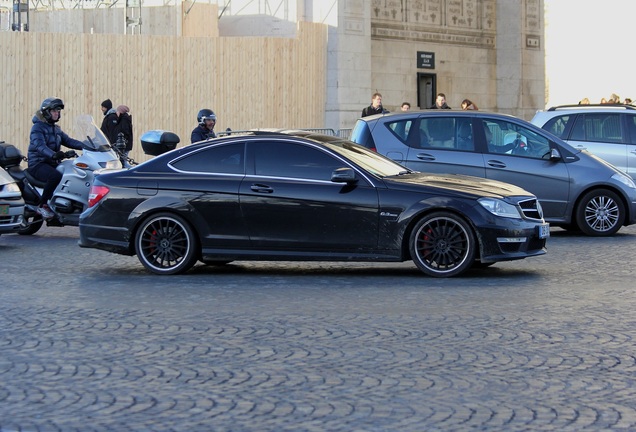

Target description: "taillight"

left=88, top=185, right=110, bottom=208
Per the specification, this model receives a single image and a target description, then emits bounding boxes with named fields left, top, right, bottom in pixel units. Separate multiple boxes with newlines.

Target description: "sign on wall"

left=417, top=51, right=435, bottom=69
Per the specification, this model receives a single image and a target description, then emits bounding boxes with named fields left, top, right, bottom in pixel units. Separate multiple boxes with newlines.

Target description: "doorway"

left=417, top=73, right=436, bottom=109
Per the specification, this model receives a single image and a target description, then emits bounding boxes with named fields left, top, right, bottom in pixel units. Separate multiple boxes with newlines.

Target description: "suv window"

left=543, top=114, right=573, bottom=139
left=628, top=116, right=636, bottom=144
left=483, top=119, right=551, bottom=159
left=571, top=113, right=623, bottom=143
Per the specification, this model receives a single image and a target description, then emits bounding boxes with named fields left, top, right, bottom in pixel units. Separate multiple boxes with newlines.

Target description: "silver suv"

left=350, top=110, right=636, bottom=236
left=531, top=104, right=636, bottom=179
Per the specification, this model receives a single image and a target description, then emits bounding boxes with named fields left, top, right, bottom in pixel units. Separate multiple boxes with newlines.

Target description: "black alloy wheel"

left=409, top=212, right=476, bottom=277
left=135, top=212, right=198, bottom=275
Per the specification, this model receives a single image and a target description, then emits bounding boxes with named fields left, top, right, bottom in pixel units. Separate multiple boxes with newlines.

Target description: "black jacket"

left=191, top=125, right=216, bottom=143
left=114, top=113, right=133, bottom=151
left=361, top=105, right=387, bottom=117
left=100, top=109, right=119, bottom=144
left=429, top=103, right=451, bottom=109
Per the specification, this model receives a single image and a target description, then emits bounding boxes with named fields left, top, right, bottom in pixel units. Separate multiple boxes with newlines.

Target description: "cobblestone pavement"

left=1, top=224, right=636, bottom=431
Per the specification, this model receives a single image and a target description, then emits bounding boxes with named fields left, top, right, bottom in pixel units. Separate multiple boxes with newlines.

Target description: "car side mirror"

left=549, top=148, right=561, bottom=160
left=331, top=167, right=358, bottom=183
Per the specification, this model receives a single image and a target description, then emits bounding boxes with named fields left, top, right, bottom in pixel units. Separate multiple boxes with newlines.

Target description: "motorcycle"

left=0, top=115, right=123, bottom=235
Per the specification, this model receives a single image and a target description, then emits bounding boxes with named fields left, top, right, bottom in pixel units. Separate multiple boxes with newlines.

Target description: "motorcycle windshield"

left=74, top=114, right=111, bottom=151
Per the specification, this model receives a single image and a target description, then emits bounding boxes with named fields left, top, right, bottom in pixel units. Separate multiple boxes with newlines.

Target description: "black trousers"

left=29, top=163, right=62, bottom=206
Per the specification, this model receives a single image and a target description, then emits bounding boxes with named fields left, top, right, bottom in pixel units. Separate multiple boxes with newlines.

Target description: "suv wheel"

left=575, top=189, right=625, bottom=236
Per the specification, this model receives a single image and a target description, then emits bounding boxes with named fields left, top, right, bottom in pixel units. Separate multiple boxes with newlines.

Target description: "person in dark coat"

left=28, top=97, right=84, bottom=219
left=430, top=93, right=451, bottom=109
left=361, top=92, right=388, bottom=117
left=113, top=105, right=133, bottom=157
left=191, top=109, right=217, bottom=143
left=100, top=99, right=118, bottom=143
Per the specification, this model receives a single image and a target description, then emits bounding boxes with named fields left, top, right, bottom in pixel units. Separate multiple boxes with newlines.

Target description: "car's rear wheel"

left=575, top=189, right=624, bottom=236
left=409, top=212, right=476, bottom=277
left=135, top=212, right=198, bottom=275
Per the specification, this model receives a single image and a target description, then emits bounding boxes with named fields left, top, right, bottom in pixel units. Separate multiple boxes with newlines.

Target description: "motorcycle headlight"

left=478, top=197, right=521, bottom=219
left=101, top=159, right=123, bottom=170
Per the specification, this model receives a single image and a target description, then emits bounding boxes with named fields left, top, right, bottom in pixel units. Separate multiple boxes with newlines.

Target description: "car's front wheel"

left=575, top=189, right=625, bottom=236
left=134, top=212, right=199, bottom=275
left=409, top=212, right=476, bottom=277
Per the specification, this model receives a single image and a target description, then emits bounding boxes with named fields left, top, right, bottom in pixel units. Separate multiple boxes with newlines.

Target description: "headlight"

left=612, top=172, right=636, bottom=189
left=478, top=197, right=521, bottom=219
left=104, top=159, right=123, bottom=170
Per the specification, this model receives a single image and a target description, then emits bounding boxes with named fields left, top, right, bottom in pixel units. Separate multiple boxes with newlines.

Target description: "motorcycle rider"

left=190, top=109, right=217, bottom=143
left=28, top=97, right=84, bottom=219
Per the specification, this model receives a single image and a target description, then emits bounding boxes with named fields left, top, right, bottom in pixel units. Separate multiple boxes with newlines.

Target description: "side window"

left=419, top=117, right=456, bottom=149
left=455, top=119, right=475, bottom=151
left=543, top=115, right=572, bottom=139
left=253, top=141, right=343, bottom=181
left=385, top=119, right=413, bottom=144
left=572, top=114, right=623, bottom=143
left=171, top=143, right=244, bottom=174
left=628, top=115, right=636, bottom=144
left=483, top=119, right=551, bottom=159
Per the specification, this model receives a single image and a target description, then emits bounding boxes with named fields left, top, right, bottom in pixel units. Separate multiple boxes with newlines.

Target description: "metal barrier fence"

left=302, top=128, right=352, bottom=138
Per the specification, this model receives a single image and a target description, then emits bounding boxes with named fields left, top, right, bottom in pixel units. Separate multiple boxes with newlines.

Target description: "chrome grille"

left=518, top=198, right=543, bottom=221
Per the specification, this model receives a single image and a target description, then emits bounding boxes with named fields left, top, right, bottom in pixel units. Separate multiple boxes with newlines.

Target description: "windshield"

left=321, top=137, right=410, bottom=177
left=73, top=114, right=111, bottom=150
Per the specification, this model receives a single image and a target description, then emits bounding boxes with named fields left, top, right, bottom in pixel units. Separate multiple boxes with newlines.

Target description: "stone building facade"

left=323, top=0, right=544, bottom=129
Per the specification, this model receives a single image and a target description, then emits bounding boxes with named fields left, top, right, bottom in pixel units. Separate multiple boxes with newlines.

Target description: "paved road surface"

left=1, top=225, right=636, bottom=431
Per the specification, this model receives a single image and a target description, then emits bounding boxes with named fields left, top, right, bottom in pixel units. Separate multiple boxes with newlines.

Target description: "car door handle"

left=251, top=183, right=274, bottom=193
left=486, top=160, right=507, bottom=168
left=416, top=153, right=436, bottom=161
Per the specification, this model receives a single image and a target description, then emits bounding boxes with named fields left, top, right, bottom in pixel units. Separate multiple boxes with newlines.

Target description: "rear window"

left=350, top=120, right=377, bottom=150
left=384, top=119, right=414, bottom=144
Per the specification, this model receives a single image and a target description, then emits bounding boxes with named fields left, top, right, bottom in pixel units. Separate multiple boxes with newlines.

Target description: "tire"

left=18, top=213, right=44, bottom=235
left=575, top=189, right=625, bottom=236
left=409, top=212, right=476, bottom=277
left=134, top=212, right=199, bottom=275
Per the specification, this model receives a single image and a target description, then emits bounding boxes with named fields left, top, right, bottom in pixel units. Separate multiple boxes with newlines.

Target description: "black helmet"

left=197, top=109, right=216, bottom=125
left=40, top=97, right=65, bottom=123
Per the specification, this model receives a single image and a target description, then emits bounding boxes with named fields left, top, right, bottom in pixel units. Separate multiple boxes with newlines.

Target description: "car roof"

left=538, top=104, right=636, bottom=114
left=358, top=109, right=523, bottom=122
left=359, top=109, right=529, bottom=124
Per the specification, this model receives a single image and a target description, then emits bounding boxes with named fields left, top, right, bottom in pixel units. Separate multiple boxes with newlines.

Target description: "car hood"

left=384, top=172, right=534, bottom=198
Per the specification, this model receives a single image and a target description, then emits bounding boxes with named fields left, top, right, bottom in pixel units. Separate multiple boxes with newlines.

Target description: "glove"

left=53, top=151, right=65, bottom=160
left=64, top=150, right=77, bottom=159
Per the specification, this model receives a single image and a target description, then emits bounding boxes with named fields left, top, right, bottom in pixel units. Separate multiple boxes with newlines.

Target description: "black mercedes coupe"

left=79, top=130, right=549, bottom=277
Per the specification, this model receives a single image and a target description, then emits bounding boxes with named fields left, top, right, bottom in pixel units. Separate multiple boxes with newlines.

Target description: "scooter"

left=0, top=115, right=122, bottom=235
